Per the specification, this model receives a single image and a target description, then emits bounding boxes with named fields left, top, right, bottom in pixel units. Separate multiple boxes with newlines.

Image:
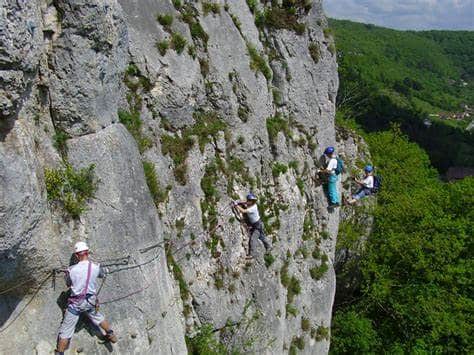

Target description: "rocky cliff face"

left=0, top=1, right=341, bottom=354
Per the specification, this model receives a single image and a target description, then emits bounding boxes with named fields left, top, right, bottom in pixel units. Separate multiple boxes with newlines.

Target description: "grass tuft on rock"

left=45, top=163, right=97, bottom=218
left=247, top=43, right=272, bottom=80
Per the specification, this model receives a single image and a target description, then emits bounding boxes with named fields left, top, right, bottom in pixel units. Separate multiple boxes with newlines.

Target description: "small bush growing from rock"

left=202, top=1, right=220, bottom=15
left=171, top=32, right=187, bottom=54
left=247, top=43, right=272, bottom=80
left=118, top=109, right=152, bottom=153
left=296, top=178, right=304, bottom=195
left=309, top=42, right=320, bottom=63
left=190, top=22, right=209, bottom=46
left=172, top=0, right=182, bottom=10
left=287, top=276, right=301, bottom=303
left=264, top=253, right=275, bottom=268
left=45, top=163, right=97, bottom=218
left=156, top=13, right=173, bottom=31
left=266, top=113, right=291, bottom=145
left=156, top=40, right=169, bottom=56
left=246, top=0, right=258, bottom=13
left=272, top=162, right=288, bottom=177
left=143, top=161, right=171, bottom=206
left=310, top=263, right=329, bottom=280
left=312, top=325, right=330, bottom=341
left=286, top=303, right=298, bottom=317
left=301, top=318, right=311, bottom=332
left=185, top=324, right=227, bottom=354
left=53, top=129, right=69, bottom=157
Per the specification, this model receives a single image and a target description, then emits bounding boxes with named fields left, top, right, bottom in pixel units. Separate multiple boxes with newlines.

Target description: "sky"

left=324, top=0, right=474, bottom=30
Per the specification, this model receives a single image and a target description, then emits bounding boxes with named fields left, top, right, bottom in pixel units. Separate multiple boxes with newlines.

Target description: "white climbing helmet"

left=74, top=241, right=89, bottom=254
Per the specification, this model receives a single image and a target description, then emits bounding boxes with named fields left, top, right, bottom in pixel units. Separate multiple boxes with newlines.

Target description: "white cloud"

left=324, top=0, right=474, bottom=30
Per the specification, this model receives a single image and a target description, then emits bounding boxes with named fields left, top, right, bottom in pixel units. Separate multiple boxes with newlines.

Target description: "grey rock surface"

left=0, top=1, right=345, bottom=354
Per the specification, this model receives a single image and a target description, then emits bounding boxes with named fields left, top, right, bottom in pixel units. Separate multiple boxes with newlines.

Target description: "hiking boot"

left=105, top=330, right=117, bottom=343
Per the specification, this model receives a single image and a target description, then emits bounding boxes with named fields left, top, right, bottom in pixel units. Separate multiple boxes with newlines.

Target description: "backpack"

left=335, top=158, right=344, bottom=175
left=372, top=175, right=382, bottom=193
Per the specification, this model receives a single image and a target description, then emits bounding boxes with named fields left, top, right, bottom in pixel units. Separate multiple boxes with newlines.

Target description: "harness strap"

left=68, top=261, right=92, bottom=305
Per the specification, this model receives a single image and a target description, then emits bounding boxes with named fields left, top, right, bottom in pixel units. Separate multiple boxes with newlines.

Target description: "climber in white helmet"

left=55, top=242, right=117, bottom=355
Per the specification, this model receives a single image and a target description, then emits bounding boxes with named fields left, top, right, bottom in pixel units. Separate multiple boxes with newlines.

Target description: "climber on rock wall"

left=346, top=165, right=375, bottom=205
left=55, top=242, right=117, bottom=355
left=233, top=193, right=271, bottom=258
left=318, top=146, right=341, bottom=207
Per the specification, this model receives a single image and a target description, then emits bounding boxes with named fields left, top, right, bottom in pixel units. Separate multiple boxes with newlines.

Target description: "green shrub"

left=199, top=58, right=210, bottom=77
left=156, top=40, right=169, bottom=56
left=118, top=109, right=152, bottom=153
left=272, top=162, right=288, bottom=177
left=171, top=32, right=187, bottom=54
left=53, top=130, right=69, bottom=156
left=247, top=43, right=272, bottom=80
left=172, top=0, right=182, bottom=10
left=238, top=106, right=249, bottom=122
left=190, top=22, right=209, bottom=45
left=286, top=303, right=298, bottom=317
left=264, top=253, right=275, bottom=268
left=272, top=88, right=283, bottom=106
left=308, top=42, right=320, bottom=63
left=280, top=260, right=290, bottom=287
left=328, top=43, right=336, bottom=56
left=246, top=0, right=258, bottom=13
left=287, top=276, right=301, bottom=303
left=256, top=6, right=307, bottom=35
left=187, top=44, right=197, bottom=59
left=186, top=324, right=227, bottom=355
left=237, top=136, right=245, bottom=145
left=313, top=326, right=329, bottom=342
left=296, top=178, right=304, bottom=196
left=301, top=318, right=311, bottom=332
left=331, top=311, right=380, bottom=351
left=320, top=230, right=330, bottom=239
left=143, top=161, right=170, bottom=206
left=310, top=263, right=328, bottom=280
left=266, top=113, right=291, bottom=144
left=291, top=336, right=305, bottom=350
left=156, top=13, right=173, bottom=31
left=45, top=163, right=97, bottom=218
left=202, top=1, right=220, bottom=15
left=323, top=27, right=332, bottom=38
left=288, top=160, right=298, bottom=170
left=165, top=243, right=190, bottom=301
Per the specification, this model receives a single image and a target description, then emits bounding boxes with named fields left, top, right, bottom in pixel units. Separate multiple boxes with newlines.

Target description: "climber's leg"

left=56, top=308, right=79, bottom=351
left=328, top=174, right=340, bottom=205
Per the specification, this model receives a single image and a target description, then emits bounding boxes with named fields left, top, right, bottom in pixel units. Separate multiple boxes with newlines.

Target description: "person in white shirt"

left=347, top=165, right=375, bottom=205
left=55, top=242, right=117, bottom=355
left=317, top=146, right=341, bottom=207
left=234, top=193, right=271, bottom=257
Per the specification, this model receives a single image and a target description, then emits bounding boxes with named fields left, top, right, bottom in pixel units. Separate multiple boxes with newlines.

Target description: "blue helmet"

left=364, top=165, right=373, bottom=173
left=246, top=193, right=257, bottom=201
left=324, top=146, right=335, bottom=155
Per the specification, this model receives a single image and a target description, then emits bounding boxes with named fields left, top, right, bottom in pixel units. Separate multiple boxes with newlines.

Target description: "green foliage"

left=296, top=178, right=304, bottom=196
left=331, top=311, right=380, bottom=353
left=247, top=43, right=272, bottom=80
left=171, top=32, right=187, bottom=54
left=331, top=19, right=474, bottom=171
left=53, top=129, right=69, bottom=156
left=190, top=22, right=209, bottom=46
left=161, top=111, right=226, bottom=185
left=118, top=109, right=152, bottom=153
left=286, top=303, right=298, bottom=317
left=172, top=0, right=182, bottom=10
left=165, top=243, right=190, bottom=301
left=301, top=318, right=311, bottom=332
left=186, top=324, right=227, bottom=355
left=290, top=336, right=305, bottom=353
left=187, top=44, right=196, bottom=59
left=287, top=276, right=301, bottom=303
left=266, top=113, right=291, bottom=145
left=272, top=88, right=283, bottom=106
left=202, top=1, right=220, bottom=15
left=263, top=253, right=275, bottom=268
left=156, top=40, right=169, bottom=56
left=156, top=13, right=173, bottom=31
left=272, top=162, right=288, bottom=177
left=308, top=42, right=320, bottom=63
left=313, top=326, right=330, bottom=342
left=331, top=128, right=474, bottom=353
left=280, top=260, right=290, bottom=287
left=309, top=263, right=328, bottom=280
left=254, top=3, right=309, bottom=35
left=45, top=163, right=97, bottom=218
left=246, top=0, right=258, bottom=13
left=143, top=161, right=170, bottom=206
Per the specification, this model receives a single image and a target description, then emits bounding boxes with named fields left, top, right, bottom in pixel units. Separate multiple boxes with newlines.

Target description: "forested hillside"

left=330, top=19, right=474, bottom=172
left=330, top=19, right=473, bottom=354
